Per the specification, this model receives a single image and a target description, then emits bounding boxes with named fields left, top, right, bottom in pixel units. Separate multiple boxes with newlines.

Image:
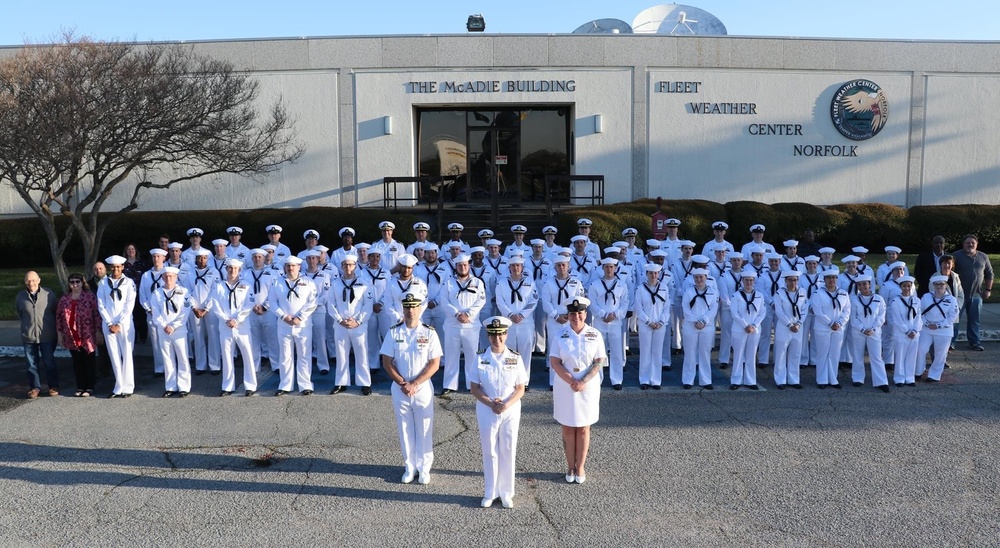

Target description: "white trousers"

left=104, top=324, right=135, bottom=394
left=310, top=312, right=330, bottom=371
left=205, top=313, right=222, bottom=371
left=681, top=321, right=713, bottom=386
left=443, top=323, right=479, bottom=391
left=277, top=322, right=312, bottom=392
left=477, top=402, right=521, bottom=500
left=507, top=320, right=536, bottom=379
left=881, top=322, right=895, bottom=365
left=773, top=323, right=803, bottom=385
left=670, top=298, right=683, bottom=350
left=248, top=310, right=275, bottom=370
left=717, top=306, right=733, bottom=364
left=158, top=326, right=191, bottom=392
left=188, top=314, right=212, bottom=372
left=638, top=323, right=665, bottom=386
left=219, top=321, right=257, bottom=392
left=367, top=310, right=383, bottom=370
left=917, top=330, right=951, bottom=381
left=814, top=328, right=846, bottom=385
left=146, top=312, right=164, bottom=373
left=392, top=382, right=435, bottom=474
left=850, top=329, right=888, bottom=386
left=756, top=308, right=774, bottom=364
left=594, top=319, right=624, bottom=386
left=730, top=326, right=760, bottom=386
left=799, top=314, right=816, bottom=366
left=533, top=305, right=547, bottom=353
left=332, top=324, right=371, bottom=387
left=892, top=334, right=921, bottom=384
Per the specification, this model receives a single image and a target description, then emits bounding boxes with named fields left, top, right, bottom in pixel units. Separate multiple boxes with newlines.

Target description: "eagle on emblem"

left=840, top=90, right=888, bottom=133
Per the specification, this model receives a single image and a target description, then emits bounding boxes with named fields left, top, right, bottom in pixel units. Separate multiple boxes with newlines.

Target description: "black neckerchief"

left=164, top=289, right=179, bottom=313
left=900, top=295, right=917, bottom=320
left=689, top=286, right=709, bottom=309
left=250, top=269, right=266, bottom=293
left=783, top=290, right=801, bottom=320
left=109, top=277, right=124, bottom=301
left=825, top=289, right=841, bottom=310
left=739, top=289, right=757, bottom=314
left=858, top=293, right=875, bottom=317
left=600, top=278, right=618, bottom=305
left=342, top=278, right=358, bottom=302
left=285, top=279, right=300, bottom=300
left=645, top=283, right=666, bottom=303
left=508, top=278, right=525, bottom=303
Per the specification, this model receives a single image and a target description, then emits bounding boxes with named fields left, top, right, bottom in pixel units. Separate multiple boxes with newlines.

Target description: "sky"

left=1, top=0, right=997, bottom=46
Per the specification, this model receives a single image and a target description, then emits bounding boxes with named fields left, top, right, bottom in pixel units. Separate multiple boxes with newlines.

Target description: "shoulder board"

left=392, top=321, right=404, bottom=328
left=421, top=322, right=435, bottom=330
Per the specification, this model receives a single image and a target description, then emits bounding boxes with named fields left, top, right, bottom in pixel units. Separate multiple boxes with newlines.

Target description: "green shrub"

left=906, top=205, right=1000, bottom=254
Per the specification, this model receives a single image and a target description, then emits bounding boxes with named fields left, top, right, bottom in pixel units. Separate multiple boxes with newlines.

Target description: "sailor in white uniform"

left=701, top=221, right=734, bottom=259
left=327, top=254, right=374, bottom=395
left=681, top=268, right=718, bottom=390
left=810, top=268, right=851, bottom=389
left=440, top=254, right=487, bottom=394
left=268, top=256, right=318, bottom=395
left=138, top=248, right=168, bottom=375
left=587, top=257, right=629, bottom=389
left=243, top=249, right=275, bottom=372
left=371, top=221, right=406, bottom=273
left=150, top=266, right=192, bottom=397
left=917, top=275, right=960, bottom=382
left=635, top=263, right=672, bottom=389
left=773, top=270, right=808, bottom=389
left=212, top=259, right=257, bottom=396
left=848, top=275, right=889, bottom=391
left=495, top=257, right=539, bottom=380
left=97, top=255, right=137, bottom=398
left=740, top=224, right=776, bottom=262
left=888, top=276, right=922, bottom=386
left=729, top=270, right=766, bottom=390
left=264, top=225, right=292, bottom=269
left=183, top=249, right=219, bottom=375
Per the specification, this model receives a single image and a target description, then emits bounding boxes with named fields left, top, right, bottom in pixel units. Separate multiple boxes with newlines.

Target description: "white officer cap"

left=884, top=245, right=902, bottom=254
left=478, top=229, right=494, bottom=238
left=577, top=218, right=593, bottom=227
left=211, top=239, right=228, bottom=247
left=303, top=250, right=321, bottom=258
left=448, top=222, right=465, bottom=231
left=469, top=246, right=486, bottom=255
left=803, top=255, right=820, bottom=263
left=342, top=254, right=359, bottom=264
left=163, top=266, right=181, bottom=276
left=401, top=293, right=423, bottom=308
left=508, top=257, right=525, bottom=265
left=226, top=226, right=243, bottom=236
left=665, top=218, right=681, bottom=227
left=261, top=244, right=277, bottom=252
left=542, top=226, right=558, bottom=235
left=604, top=247, right=620, bottom=254
left=510, top=225, right=527, bottom=234
left=304, top=229, right=320, bottom=240
left=167, top=242, right=183, bottom=250
left=552, top=256, right=571, bottom=264
left=149, top=248, right=167, bottom=256
left=412, top=222, right=430, bottom=231
left=841, top=255, right=860, bottom=263
left=423, top=243, right=440, bottom=252
left=483, top=316, right=513, bottom=334
left=852, top=246, right=869, bottom=254
left=644, top=263, right=662, bottom=273
left=818, top=247, right=836, bottom=255
left=822, top=268, right=840, bottom=277
left=226, top=259, right=244, bottom=269
left=622, top=227, right=639, bottom=237
left=355, top=242, right=371, bottom=250
left=566, top=297, right=591, bottom=312
left=855, top=274, right=872, bottom=283
left=315, top=245, right=329, bottom=253
left=105, top=255, right=127, bottom=265
left=454, top=254, right=471, bottom=264
left=339, top=227, right=356, bottom=238
left=691, top=254, right=710, bottom=264
left=251, top=248, right=266, bottom=257
left=379, top=221, right=396, bottom=230
left=930, top=274, right=949, bottom=285
left=570, top=235, right=588, bottom=243
left=750, top=224, right=766, bottom=232
left=285, top=256, right=303, bottom=265
left=397, top=254, right=419, bottom=267
left=889, top=261, right=907, bottom=270
left=266, top=224, right=283, bottom=234
left=195, top=249, right=212, bottom=257
left=530, top=239, right=545, bottom=246
left=783, top=240, right=799, bottom=248
left=600, top=257, right=619, bottom=266
left=897, top=276, right=915, bottom=285
left=690, top=268, right=709, bottom=276
left=739, top=269, right=757, bottom=279
left=649, top=250, right=668, bottom=258
left=186, top=227, right=204, bottom=237
left=781, top=270, right=801, bottom=279
left=485, top=239, right=502, bottom=247
left=712, top=221, right=729, bottom=230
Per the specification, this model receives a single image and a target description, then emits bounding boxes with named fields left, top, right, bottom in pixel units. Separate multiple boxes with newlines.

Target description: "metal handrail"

left=544, top=174, right=605, bottom=221
left=382, top=176, right=459, bottom=213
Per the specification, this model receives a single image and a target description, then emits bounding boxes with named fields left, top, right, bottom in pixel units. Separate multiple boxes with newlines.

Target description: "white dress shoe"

left=401, top=469, right=416, bottom=484
left=565, top=473, right=576, bottom=483
left=575, top=474, right=586, bottom=484
left=418, top=471, right=431, bottom=485
left=481, top=497, right=494, bottom=508
left=500, top=496, right=514, bottom=509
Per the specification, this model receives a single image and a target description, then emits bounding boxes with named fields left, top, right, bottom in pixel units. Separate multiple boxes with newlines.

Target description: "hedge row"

left=558, top=200, right=1000, bottom=254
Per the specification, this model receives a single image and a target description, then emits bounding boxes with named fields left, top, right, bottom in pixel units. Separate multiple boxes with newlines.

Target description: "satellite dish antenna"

left=572, top=18, right=633, bottom=34
left=632, top=4, right=728, bottom=36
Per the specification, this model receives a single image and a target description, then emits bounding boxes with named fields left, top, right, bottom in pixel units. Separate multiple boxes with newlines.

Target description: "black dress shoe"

left=651, top=385, right=661, bottom=390
left=944, top=363, right=950, bottom=369
left=301, top=389, right=313, bottom=395
left=220, top=391, right=232, bottom=396
left=210, top=370, right=221, bottom=376
left=776, top=384, right=785, bottom=390
left=361, top=386, right=372, bottom=396
left=885, top=363, right=894, bottom=371
left=194, top=369, right=206, bottom=376
left=275, top=390, right=288, bottom=396
left=925, top=377, right=939, bottom=383
left=662, top=365, right=672, bottom=371
left=878, top=385, right=890, bottom=393
left=640, top=384, right=650, bottom=390
left=895, top=383, right=904, bottom=387
left=438, top=388, right=455, bottom=396
left=331, top=385, right=346, bottom=394
left=121, top=393, right=132, bottom=398
left=245, top=390, right=255, bottom=397
left=791, top=384, right=803, bottom=389
left=906, top=382, right=916, bottom=387
left=163, top=391, right=175, bottom=398
left=817, top=384, right=827, bottom=389
left=831, top=383, right=842, bottom=389
left=319, top=369, right=330, bottom=375
left=747, top=384, right=759, bottom=390
left=969, top=343, right=985, bottom=351
left=703, top=384, right=714, bottom=390
left=852, top=382, right=863, bottom=387
left=179, top=391, right=189, bottom=398
left=683, top=384, right=692, bottom=389
left=108, top=393, right=119, bottom=399
left=719, top=363, right=729, bottom=370
left=612, top=384, right=622, bottom=391
left=729, top=384, right=738, bottom=390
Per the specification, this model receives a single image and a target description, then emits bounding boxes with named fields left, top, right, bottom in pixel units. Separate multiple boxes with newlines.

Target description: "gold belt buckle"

left=573, top=367, right=582, bottom=372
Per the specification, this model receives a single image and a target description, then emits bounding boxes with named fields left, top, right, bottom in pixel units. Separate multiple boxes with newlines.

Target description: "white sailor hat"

left=604, top=247, right=620, bottom=254
left=167, top=242, right=183, bottom=250
left=680, top=240, right=696, bottom=248
left=665, top=218, right=681, bottom=227
left=149, top=248, right=167, bottom=256
left=401, top=293, right=423, bottom=308
left=713, top=247, right=728, bottom=255
left=841, top=255, right=860, bottom=263
left=781, top=270, right=801, bottom=279
left=315, top=245, right=329, bottom=253
left=251, top=248, right=267, bottom=257
left=884, top=245, right=902, bottom=254
left=552, top=255, right=571, bottom=264
left=822, top=267, right=841, bottom=277
left=266, top=224, right=283, bottom=234
left=648, top=250, right=668, bottom=258
left=646, top=239, right=661, bottom=247
left=570, top=235, right=588, bottom=243
left=342, top=254, right=359, bottom=264
left=566, top=297, right=591, bottom=312
left=803, top=255, right=820, bottom=263
left=739, top=269, right=758, bottom=279
left=613, top=241, right=628, bottom=248
left=712, top=221, right=729, bottom=230
left=423, top=243, right=440, bottom=252
left=366, top=247, right=381, bottom=255
left=285, top=256, right=303, bottom=265
left=339, top=227, right=356, bottom=238
left=558, top=247, right=573, bottom=255
left=508, top=256, right=525, bottom=265
left=750, top=224, right=766, bottom=232
left=448, top=222, right=465, bottom=231
left=690, top=268, right=709, bottom=276
left=397, top=254, right=419, bottom=267
left=469, top=246, right=486, bottom=254
left=852, top=246, right=869, bottom=254
left=530, top=238, right=545, bottom=246
left=195, top=249, right=212, bottom=257
left=576, top=218, right=593, bottom=227
left=485, top=239, right=502, bottom=247
left=930, top=274, right=949, bottom=285
left=729, top=253, right=745, bottom=262
left=783, top=240, right=799, bottom=247
left=303, top=250, right=321, bottom=258
left=897, top=275, right=915, bottom=285
left=105, top=255, right=127, bottom=265
left=410, top=241, right=426, bottom=251
left=644, top=263, right=662, bottom=273
left=355, top=242, right=371, bottom=250
left=227, top=226, right=243, bottom=236
left=508, top=250, right=525, bottom=258
left=818, top=247, right=836, bottom=254
left=186, top=227, right=204, bottom=237
left=412, top=222, right=430, bottom=231
left=304, top=229, right=320, bottom=240
left=163, top=266, right=181, bottom=276
left=511, top=225, right=527, bottom=234
left=378, top=221, right=396, bottom=231
left=478, top=229, right=494, bottom=238
left=445, top=241, right=464, bottom=250
left=600, top=257, right=619, bottom=266
left=748, top=246, right=765, bottom=255
left=766, top=252, right=782, bottom=261
left=622, top=227, right=639, bottom=237
left=889, top=261, right=907, bottom=270
left=855, top=274, right=872, bottom=283
left=211, top=239, right=228, bottom=247
left=226, top=259, right=244, bottom=269
left=483, top=316, right=513, bottom=334
left=691, top=254, right=710, bottom=264
left=261, top=244, right=277, bottom=252
left=454, top=254, right=471, bottom=264
left=542, top=225, right=558, bottom=235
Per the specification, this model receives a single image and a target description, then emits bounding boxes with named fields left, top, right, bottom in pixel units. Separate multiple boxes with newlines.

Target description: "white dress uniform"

left=773, top=286, right=808, bottom=386
left=587, top=275, right=630, bottom=386
left=209, top=254, right=229, bottom=281
left=330, top=245, right=357, bottom=268
left=635, top=280, right=671, bottom=387
left=484, top=254, right=510, bottom=282
left=181, top=245, right=205, bottom=268
left=810, top=286, right=851, bottom=387
left=380, top=320, right=442, bottom=477
left=96, top=274, right=137, bottom=396
left=717, top=269, right=742, bottom=365
left=730, top=288, right=766, bottom=387
left=528, top=255, right=553, bottom=352
left=212, top=278, right=257, bottom=393
left=878, top=277, right=902, bottom=366
left=917, top=292, right=959, bottom=381
left=702, top=239, right=735, bottom=259
left=669, top=258, right=694, bottom=352
left=150, top=285, right=192, bottom=393
left=441, top=275, right=487, bottom=391
left=226, top=243, right=251, bottom=264
left=269, top=243, right=292, bottom=270
left=799, top=271, right=823, bottom=366
left=540, top=275, right=587, bottom=385
left=243, top=266, right=276, bottom=371
left=269, top=276, right=318, bottom=392
left=889, top=293, right=922, bottom=385
left=382, top=276, right=429, bottom=330
left=849, top=292, right=888, bottom=387
left=327, top=275, right=374, bottom=388
left=569, top=254, right=598, bottom=287
left=740, top=241, right=776, bottom=262
left=470, top=345, right=528, bottom=503
left=876, top=262, right=910, bottom=289
left=415, top=261, right=447, bottom=335
left=837, top=270, right=862, bottom=364
left=183, top=266, right=220, bottom=373
left=495, top=276, right=539, bottom=374
left=681, top=283, right=719, bottom=388
left=757, top=268, right=783, bottom=364
left=370, top=238, right=406, bottom=272
left=780, top=255, right=806, bottom=273
left=504, top=241, right=531, bottom=259
left=470, top=263, right=498, bottom=348
left=359, top=264, right=389, bottom=368
left=304, top=268, right=332, bottom=373
left=551, top=323, right=606, bottom=427
left=139, top=266, right=167, bottom=374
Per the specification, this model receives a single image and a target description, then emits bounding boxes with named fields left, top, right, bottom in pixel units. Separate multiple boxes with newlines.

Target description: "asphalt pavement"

left=1, top=312, right=999, bottom=546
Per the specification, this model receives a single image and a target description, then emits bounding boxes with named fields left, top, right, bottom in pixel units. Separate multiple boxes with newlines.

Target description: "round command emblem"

left=830, top=80, right=888, bottom=141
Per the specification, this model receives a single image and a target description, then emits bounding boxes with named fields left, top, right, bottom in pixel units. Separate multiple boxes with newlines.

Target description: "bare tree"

left=0, top=35, right=303, bottom=288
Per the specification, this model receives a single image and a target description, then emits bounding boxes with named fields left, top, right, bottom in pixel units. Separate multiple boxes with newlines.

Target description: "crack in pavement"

left=432, top=397, right=470, bottom=449
left=525, top=475, right=561, bottom=542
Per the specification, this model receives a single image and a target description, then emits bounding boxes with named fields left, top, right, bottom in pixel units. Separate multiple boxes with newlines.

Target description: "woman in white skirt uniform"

left=549, top=297, right=606, bottom=485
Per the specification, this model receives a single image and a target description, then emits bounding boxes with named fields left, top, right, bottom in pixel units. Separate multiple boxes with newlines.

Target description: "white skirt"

left=552, top=372, right=601, bottom=427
